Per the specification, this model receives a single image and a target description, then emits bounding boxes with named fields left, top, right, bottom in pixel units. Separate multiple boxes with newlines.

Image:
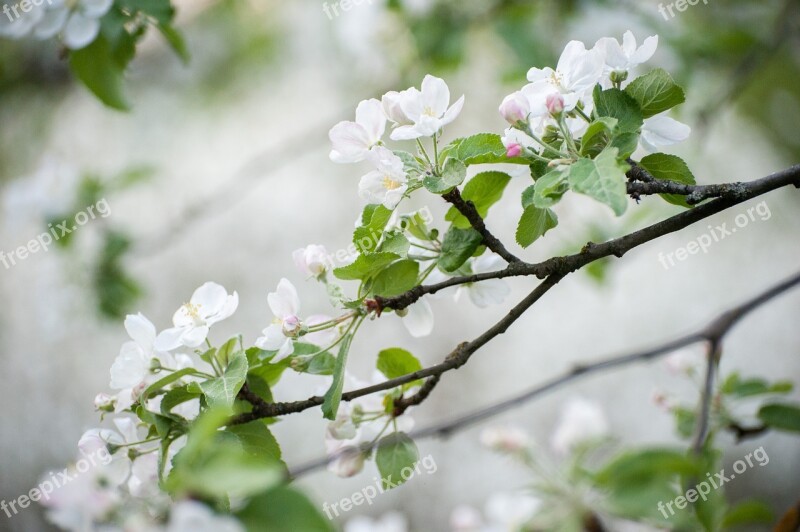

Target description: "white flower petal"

left=62, top=11, right=99, bottom=49
left=402, top=298, right=434, bottom=338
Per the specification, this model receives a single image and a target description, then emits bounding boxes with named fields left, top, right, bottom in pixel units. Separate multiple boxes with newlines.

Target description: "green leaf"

left=321, top=333, right=354, bottom=420
left=758, top=403, right=800, bottom=433
left=595, top=448, right=700, bottom=485
left=377, top=348, right=423, bottom=380
left=438, top=227, right=482, bottom=272
left=516, top=206, right=558, bottom=248
left=227, top=422, right=284, bottom=465
left=354, top=205, right=393, bottom=253
left=528, top=166, right=570, bottom=209
left=117, top=0, right=174, bottom=24
left=237, top=487, right=334, bottom=532
left=609, top=131, right=639, bottom=160
left=721, top=372, right=794, bottom=397
left=160, top=385, right=201, bottom=416
left=638, top=153, right=697, bottom=208
left=568, top=148, right=630, bottom=215
left=451, top=133, right=528, bottom=165
left=375, top=432, right=420, bottom=489
left=379, top=232, right=411, bottom=256
left=334, top=252, right=400, bottom=281
left=200, top=350, right=249, bottom=409
left=445, top=171, right=512, bottom=228
left=141, top=368, right=197, bottom=403
left=580, top=117, right=618, bottom=157
left=721, top=500, right=774, bottom=528
left=593, top=86, right=643, bottom=133
left=69, top=36, right=130, bottom=111
left=156, top=22, right=190, bottom=63
left=370, top=259, right=420, bottom=298
left=216, top=336, right=240, bottom=367
left=625, top=68, right=686, bottom=118
left=423, top=157, right=466, bottom=194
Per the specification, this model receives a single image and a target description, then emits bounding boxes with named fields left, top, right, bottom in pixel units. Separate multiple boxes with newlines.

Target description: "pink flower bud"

left=546, top=93, right=565, bottom=116
left=499, top=92, right=530, bottom=124
left=506, top=143, right=522, bottom=158
left=282, top=315, right=302, bottom=336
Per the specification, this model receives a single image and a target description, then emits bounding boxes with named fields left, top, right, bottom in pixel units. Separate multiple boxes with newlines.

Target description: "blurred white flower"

left=155, top=283, right=239, bottom=351
left=390, top=75, right=465, bottom=140
left=551, top=397, right=609, bottom=454
left=293, top=244, right=333, bottom=278
left=358, top=146, right=409, bottom=209
left=345, top=512, right=408, bottom=532
left=664, top=346, right=702, bottom=375
left=640, top=112, right=691, bottom=152
left=480, top=426, right=530, bottom=453
left=455, top=254, right=511, bottom=308
left=166, top=500, right=244, bottom=532
left=401, top=297, right=434, bottom=338
left=449, top=504, right=484, bottom=531
left=484, top=492, right=540, bottom=531
left=32, top=0, right=113, bottom=49
left=256, top=278, right=302, bottom=361
left=329, top=98, right=387, bottom=163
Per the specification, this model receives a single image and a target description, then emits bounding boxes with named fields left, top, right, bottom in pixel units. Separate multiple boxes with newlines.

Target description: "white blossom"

left=389, top=75, right=465, bottom=140
left=155, top=283, right=239, bottom=351
left=329, top=98, right=387, bottom=163
left=551, top=397, right=609, bottom=454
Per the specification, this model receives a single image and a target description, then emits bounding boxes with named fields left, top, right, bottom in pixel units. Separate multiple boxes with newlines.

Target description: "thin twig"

left=288, top=270, right=800, bottom=477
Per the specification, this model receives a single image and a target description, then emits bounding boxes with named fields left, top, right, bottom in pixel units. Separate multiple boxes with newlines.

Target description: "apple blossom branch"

left=288, top=269, right=800, bottom=477
left=375, top=163, right=800, bottom=313
left=231, top=163, right=800, bottom=427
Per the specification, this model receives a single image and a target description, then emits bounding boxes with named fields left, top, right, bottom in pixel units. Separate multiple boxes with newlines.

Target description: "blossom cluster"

left=499, top=31, right=689, bottom=159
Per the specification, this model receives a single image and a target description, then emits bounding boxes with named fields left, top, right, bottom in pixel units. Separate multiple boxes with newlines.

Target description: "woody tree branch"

left=289, top=269, right=800, bottom=477
left=232, top=163, right=800, bottom=426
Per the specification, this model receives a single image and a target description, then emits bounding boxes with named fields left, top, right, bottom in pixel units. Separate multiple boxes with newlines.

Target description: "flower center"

left=182, top=302, right=205, bottom=325
left=422, top=106, right=437, bottom=118
left=382, top=176, right=401, bottom=190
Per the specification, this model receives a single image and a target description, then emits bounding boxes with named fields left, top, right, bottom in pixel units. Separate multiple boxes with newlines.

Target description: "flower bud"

left=292, top=245, right=332, bottom=278
left=499, top=92, right=530, bottom=125
left=610, top=69, right=628, bottom=85
left=282, top=315, right=303, bottom=337
left=505, top=143, right=523, bottom=158
left=546, top=93, right=565, bottom=116
left=94, top=393, right=115, bottom=412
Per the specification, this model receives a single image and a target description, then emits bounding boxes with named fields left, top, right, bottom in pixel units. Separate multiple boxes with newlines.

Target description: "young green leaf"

left=638, top=153, right=697, bottom=208
left=423, top=157, right=466, bottom=194
left=452, top=133, right=528, bottom=165
left=593, top=86, right=643, bottom=133
left=237, top=487, right=335, bottom=532
left=199, top=350, right=249, bottom=409
left=516, top=206, right=558, bottom=248
left=528, top=166, right=570, bottom=209
left=354, top=205, right=393, bottom=253
left=321, top=333, right=355, bottom=420
left=377, top=348, right=423, bottom=379
left=568, top=148, right=630, bottom=215
left=69, top=36, right=130, bottom=111
left=625, top=68, right=686, bottom=118
left=375, top=432, right=420, bottom=489
left=438, top=227, right=482, bottom=272
left=370, top=259, right=420, bottom=298
left=758, top=403, right=800, bottom=433
left=445, top=171, right=512, bottom=228
left=334, top=252, right=400, bottom=281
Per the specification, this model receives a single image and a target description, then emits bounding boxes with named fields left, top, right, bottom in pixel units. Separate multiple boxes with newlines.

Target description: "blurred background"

left=0, top=0, right=799, bottom=530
